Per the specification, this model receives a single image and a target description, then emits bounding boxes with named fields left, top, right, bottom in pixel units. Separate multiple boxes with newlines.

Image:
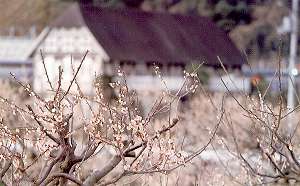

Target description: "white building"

left=32, top=2, right=245, bottom=95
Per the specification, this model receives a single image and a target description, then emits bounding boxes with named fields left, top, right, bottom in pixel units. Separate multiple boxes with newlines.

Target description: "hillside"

left=0, top=0, right=70, bottom=35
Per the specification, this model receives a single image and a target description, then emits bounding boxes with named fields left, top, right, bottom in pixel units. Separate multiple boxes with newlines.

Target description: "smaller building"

left=0, top=36, right=34, bottom=81
left=0, top=28, right=48, bottom=83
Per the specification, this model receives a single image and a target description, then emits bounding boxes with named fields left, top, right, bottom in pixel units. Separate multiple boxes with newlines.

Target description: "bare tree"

left=213, top=57, right=300, bottom=185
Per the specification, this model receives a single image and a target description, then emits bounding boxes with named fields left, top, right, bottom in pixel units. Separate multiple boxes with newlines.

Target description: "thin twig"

left=61, top=50, right=89, bottom=101
left=40, top=49, right=54, bottom=90
left=26, top=105, right=60, bottom=144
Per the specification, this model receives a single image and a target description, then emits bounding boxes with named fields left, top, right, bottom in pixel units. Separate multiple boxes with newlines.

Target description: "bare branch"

left=26, top=105, right=60, bottom=144
left=42, top=173, right=82, bottom=186
left=83, top=155, right=122, bottom=186
left=61, top=50, right=89, bottom=101
left=40, top=49, right=54, bottom=90
left=37, top=148, right=65, bottom=185
left=124, top=118, right=179, bottom=155
left=0, top=160, right=11, bottom=182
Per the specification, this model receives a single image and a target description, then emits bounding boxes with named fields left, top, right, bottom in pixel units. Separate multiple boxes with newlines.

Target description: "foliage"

left=196, top=0, right=251, bottom=33
left=94, top=74, right=116, bottom=102
left=186, top=64, right=210, bottom=86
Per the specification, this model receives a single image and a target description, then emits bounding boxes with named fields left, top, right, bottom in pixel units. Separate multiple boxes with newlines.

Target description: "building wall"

left=209, top=72, right=250, bottom=93
left=107, top=60, right=186, bottom=93
left=33, top=27, right=109, bottom=95
left=33, top=26, right=201, bottom=100
left=0, top=36, right=35, bottom=82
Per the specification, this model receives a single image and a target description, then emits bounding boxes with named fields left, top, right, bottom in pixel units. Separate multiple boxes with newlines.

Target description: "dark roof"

left=51, top=3, right=245, bottom=67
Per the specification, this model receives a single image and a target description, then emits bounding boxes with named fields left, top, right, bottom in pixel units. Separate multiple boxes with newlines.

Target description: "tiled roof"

left=51, top=3, right=245, bottom=67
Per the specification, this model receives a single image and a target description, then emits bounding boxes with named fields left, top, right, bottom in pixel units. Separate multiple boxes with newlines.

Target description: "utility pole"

left=287, top=0, right=299, bottom=134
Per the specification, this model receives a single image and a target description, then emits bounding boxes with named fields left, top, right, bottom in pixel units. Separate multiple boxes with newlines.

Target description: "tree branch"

left=40, top=49, right=54, bottom=90
left=83, top=155, right=122, bottom=186
left=37, top=148, right=65, bottom=185
left=61, top=50, right=89, bottom=101
left=41, top=172, right=82, bottom=186
left=0, top=160, right=11, bottom=186
left=73, top=142, right=100, bottom=163
left=0, top=160, right=11, bottom=178
left=26, top=105, right=60, bottom=144
left=124, top=118, right=179, bottom=155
